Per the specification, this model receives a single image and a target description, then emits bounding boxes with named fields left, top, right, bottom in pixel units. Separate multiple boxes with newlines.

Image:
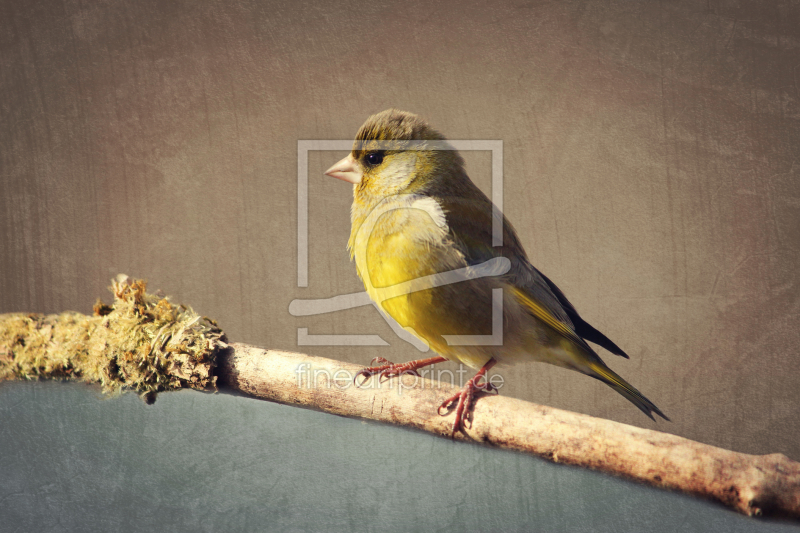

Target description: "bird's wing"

left=532, top=267, right=630, bottom=358
left=436, top=190, right=630, bottom=358
left=434, top=192, right=590, bottom=346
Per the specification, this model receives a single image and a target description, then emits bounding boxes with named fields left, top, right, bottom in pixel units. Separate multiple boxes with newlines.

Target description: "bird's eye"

left=365, top=151, right=384, bottom=166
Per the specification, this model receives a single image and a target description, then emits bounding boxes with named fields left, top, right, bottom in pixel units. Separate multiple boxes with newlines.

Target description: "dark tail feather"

left=588, top=362, right=669, bottom=421
left=536, top=268, right=629, bottom=358
left=573, top=317, right=630, bottom=359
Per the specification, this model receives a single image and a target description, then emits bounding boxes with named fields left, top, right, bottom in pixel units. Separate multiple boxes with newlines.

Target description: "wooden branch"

left=217, top=342, right=800, bottom=519
left=2, top=276, right=798, bottom=519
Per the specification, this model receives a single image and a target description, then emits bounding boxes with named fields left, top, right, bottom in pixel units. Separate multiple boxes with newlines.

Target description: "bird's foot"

left=354, top=356, right=447, bottom=387
left=437, top=359, right=498, bottom=436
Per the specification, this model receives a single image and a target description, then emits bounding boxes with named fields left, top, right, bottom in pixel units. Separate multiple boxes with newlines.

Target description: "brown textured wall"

left=1, top=0, right=799, bottom=459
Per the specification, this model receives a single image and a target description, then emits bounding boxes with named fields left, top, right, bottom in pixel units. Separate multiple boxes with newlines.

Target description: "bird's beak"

left=325, top=154, right=362, bottom=184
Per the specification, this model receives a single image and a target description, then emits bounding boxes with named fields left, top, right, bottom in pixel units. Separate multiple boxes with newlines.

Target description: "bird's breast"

left=349, top=195, right=462, bottom=328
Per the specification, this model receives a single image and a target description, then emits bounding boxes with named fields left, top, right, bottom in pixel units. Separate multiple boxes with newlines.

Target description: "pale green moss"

left=0, top=275, right=226, bottom=403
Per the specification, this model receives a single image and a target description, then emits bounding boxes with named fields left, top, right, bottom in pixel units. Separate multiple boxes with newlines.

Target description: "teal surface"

left=0, top=381, right=796, bottom=532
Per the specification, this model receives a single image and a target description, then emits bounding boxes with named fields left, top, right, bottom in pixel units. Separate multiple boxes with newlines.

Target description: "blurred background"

left=2, top=0, right=799, bottom=464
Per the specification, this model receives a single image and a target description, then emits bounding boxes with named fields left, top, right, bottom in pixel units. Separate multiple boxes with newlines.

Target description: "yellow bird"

left=325, top=109, right=668, bottom=434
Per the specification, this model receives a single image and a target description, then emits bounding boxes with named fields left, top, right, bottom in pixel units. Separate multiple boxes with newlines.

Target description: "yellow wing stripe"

left=511, top=287, right=584, bottom=347
left=587, top=361, right=655, bottom=409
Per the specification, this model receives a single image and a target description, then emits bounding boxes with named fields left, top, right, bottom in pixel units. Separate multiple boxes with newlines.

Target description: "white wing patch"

left=350, top=193, right=451, bottom=281
left=409, top=196, right=448, bottom=229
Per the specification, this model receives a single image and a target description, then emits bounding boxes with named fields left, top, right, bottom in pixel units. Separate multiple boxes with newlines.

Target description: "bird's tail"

left=586, top=361, right=669, bottom=422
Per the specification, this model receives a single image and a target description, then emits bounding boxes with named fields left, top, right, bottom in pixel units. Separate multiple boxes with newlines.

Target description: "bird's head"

left=325, top=109, right=465, bottom=204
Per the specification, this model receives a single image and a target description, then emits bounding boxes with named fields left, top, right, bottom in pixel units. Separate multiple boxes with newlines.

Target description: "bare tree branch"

left=217, top=343, right=800, bottom=519
left=2, top=276, right=798, bottom=519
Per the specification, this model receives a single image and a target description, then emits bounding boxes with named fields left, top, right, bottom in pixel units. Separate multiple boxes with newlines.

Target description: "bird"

left=324, top=109, right=668, bottom=435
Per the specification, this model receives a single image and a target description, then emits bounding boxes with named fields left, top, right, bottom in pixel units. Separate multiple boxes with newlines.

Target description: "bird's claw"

left=353, top=368, right=377, bottom=387
left=353, top=359, right=420, bottom=387
left=379, top=367, right=420, bottom=382
left=476, top=380, right=498, bottom=394
left=437, top=400, right=455, bottom=416
left=438, top=375, right=497, bottom=436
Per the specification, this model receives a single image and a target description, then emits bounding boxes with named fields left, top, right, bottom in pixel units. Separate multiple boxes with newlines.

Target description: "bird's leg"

left=354, top=356, right=448, bottom=386
left=438, top=358, right=498, bottom=436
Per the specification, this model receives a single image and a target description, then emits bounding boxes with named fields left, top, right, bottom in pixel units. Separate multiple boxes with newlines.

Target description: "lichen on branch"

left=0, top=275, right=226, bottom=403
